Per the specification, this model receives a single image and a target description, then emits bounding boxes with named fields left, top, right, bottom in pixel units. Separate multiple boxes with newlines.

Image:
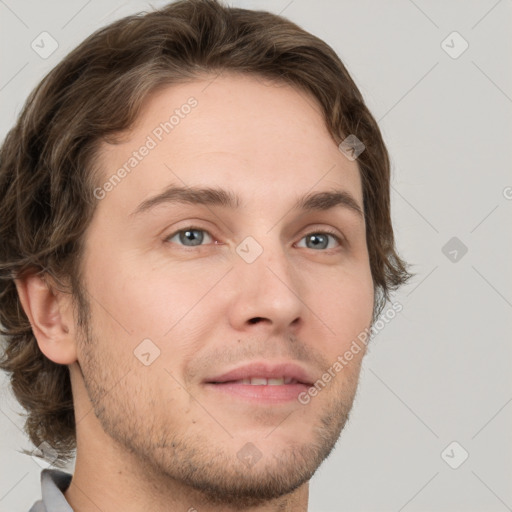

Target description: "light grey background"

left=1, top=1, right=511, bottom=511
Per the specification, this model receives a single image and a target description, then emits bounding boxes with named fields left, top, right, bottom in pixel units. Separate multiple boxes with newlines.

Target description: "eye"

left=164, top=227, right=343, bottom=250
left=165, top=227, right=214, bottom=247
left=296, top=230, right=342, bottom=250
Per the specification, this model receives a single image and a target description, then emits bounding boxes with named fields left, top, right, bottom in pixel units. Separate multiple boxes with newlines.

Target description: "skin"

left=16, top=72, right=374, bottom=512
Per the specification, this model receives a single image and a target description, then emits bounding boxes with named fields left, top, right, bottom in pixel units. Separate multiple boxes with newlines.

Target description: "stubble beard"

left=73, top=287, right=361, bottom=509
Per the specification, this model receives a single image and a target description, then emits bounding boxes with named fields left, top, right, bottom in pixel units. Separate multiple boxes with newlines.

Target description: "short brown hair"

left=0, top=0, right=412, bottom=464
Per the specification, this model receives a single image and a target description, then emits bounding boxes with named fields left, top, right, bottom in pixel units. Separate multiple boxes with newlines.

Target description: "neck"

left=64, top=447, right=309, bottom=512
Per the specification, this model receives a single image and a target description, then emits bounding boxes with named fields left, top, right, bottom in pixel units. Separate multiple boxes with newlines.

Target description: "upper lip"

left=203, top=361, right=315, bottom=385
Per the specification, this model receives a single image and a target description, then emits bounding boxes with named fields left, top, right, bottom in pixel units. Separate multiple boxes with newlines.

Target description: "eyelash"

left=164, top=226, right=344, bottom=250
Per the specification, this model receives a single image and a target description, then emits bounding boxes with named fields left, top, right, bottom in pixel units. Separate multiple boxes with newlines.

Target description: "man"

left=0, top=0, right=411, bottom=510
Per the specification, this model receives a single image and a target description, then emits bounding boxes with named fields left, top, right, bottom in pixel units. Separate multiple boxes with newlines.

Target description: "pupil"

left=181, top=229, right=203, bottom=246
left=308, top=234, right=327, bottom=249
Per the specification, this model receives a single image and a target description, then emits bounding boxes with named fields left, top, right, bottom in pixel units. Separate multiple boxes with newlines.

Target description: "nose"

left=227, top=236, right=304, bottom=334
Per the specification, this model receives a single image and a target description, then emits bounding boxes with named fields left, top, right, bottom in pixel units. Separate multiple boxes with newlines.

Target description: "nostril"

left=248, top=317, right=264, bottom=324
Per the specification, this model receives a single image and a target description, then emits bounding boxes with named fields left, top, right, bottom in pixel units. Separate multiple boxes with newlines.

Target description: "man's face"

left=74, top=73, right=374, bottom=505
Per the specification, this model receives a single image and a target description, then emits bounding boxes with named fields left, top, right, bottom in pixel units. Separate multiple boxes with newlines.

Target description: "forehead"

left=93, top=72, right=363, bottom=217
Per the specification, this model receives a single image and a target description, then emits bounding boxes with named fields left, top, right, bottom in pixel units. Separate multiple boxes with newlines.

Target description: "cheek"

left=85, top=251, right=229, bottom=351
left=311, top=267, right=374, bottom=355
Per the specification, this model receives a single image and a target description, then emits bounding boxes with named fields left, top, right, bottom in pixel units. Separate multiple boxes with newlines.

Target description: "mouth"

left=203, top=362, right=314, bottom=404
left=212, top=377, right=304, bottom=386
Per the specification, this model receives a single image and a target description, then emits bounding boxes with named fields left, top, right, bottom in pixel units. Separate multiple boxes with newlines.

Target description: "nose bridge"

left=236, top=232, right=292, bottom=285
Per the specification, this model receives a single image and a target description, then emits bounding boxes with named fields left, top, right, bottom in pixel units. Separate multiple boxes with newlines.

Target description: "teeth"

left=230, top=377, right=297, bottom=385
left=250, top=377, right=268, bottom=385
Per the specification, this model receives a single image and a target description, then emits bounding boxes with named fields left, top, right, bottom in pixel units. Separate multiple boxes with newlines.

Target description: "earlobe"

left=14, top=272, right=78, bottom=365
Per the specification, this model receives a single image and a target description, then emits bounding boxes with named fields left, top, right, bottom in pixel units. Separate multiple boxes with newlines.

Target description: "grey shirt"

left=29, top=469, right=73, bottom=512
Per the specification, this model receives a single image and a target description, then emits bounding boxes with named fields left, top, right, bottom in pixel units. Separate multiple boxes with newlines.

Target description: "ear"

left=15, top=272, right=78, bottom=365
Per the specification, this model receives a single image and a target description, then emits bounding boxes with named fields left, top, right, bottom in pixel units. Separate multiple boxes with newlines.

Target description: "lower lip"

left=204, top=382, right=311, bottom=403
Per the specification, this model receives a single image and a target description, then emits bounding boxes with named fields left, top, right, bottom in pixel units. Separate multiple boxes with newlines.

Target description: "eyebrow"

left=130, top=185, right=364, bottom=219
